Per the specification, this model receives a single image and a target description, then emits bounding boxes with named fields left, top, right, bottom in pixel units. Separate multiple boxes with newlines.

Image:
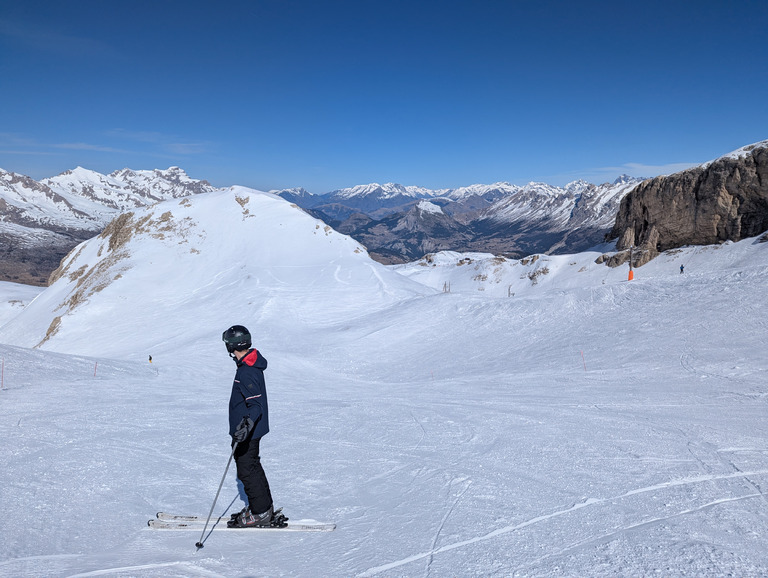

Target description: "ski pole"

left=195, top=442, right=238, bottom=549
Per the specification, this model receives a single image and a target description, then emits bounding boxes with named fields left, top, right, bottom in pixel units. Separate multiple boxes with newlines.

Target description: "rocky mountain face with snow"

left=4, top=139, right=767, bottom=284
left=335, top=200, right=476, bottom=263
left=1, top=186, right=427, bottom=356
left=0, top=167, right=215, bottom=285
left=608, top=140, right=768, bottom=267
left=280, top=177, right=644, bottom=263
left=2, top=166, right=643, bottom=283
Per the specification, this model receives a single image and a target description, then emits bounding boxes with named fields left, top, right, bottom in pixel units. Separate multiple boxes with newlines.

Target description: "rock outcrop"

left=609, top=141, right=768, bottom=265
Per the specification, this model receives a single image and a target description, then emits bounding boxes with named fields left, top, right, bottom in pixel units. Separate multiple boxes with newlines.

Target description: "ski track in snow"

left=65, top=562, right=188, bottom=577
left=424, top=478, right=472, bottom=576
left=359, top=470, right=768, bottom=576
left=515, top=492, right=764, bottom=575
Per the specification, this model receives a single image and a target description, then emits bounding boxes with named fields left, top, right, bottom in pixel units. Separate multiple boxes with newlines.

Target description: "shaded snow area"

left=0, top=281, right=42, bottom=326
left=0, top=187, right=767, bottom=577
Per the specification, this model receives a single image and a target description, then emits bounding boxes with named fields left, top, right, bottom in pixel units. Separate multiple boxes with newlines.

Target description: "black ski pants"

left=234, top=435, right=273, bottom=515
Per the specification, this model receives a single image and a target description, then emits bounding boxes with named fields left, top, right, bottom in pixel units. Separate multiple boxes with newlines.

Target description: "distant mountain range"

left=272, top=177, right=644, bottom=263
left=0, top=167, right=215, bottom=284
left=3, top=138, right=766, bottom=286
left=0, top=164, right=644, bottom=284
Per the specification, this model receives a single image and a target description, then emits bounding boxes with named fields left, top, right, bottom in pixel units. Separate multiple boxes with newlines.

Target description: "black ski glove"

left=233, top=416, right=254, bottom=443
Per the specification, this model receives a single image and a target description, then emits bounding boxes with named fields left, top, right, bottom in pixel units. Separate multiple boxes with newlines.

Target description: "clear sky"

left=1, top=0, right=767, bottom=193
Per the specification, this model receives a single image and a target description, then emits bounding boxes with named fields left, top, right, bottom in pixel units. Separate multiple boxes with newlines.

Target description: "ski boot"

left=227, top=505, right=290, bottom=528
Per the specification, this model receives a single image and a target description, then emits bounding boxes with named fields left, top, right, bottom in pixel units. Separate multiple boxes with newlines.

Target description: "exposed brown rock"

left=609, top=144, right=768, bottom=258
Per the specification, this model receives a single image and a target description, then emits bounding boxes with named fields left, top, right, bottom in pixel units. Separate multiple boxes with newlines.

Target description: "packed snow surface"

left=0, top=188, right=767, bottom=576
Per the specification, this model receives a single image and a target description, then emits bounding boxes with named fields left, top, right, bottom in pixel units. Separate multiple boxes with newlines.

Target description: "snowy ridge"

left=41, top=166, right=215, bottom=223
left=277, top=177, right=642, bottom=210
left=0, top=168, right=97, bottom=230
left=1, top=165, right=215, bottom=232
left=701, top=138, right=768, bottom=168
left=328, top=182, right=435, bottom=200
left=479, top=176, right=642, bottom=229
left=0, top=185, right=432, bottom=357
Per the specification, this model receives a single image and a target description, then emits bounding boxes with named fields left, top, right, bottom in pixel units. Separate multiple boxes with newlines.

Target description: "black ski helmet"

left=222, top=325, right=251, bottom=353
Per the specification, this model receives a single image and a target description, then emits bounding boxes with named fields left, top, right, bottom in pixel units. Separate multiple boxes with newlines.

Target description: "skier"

left=222, top=324, right=276, bottom=527
left=680, top=264, right=685, bottom=274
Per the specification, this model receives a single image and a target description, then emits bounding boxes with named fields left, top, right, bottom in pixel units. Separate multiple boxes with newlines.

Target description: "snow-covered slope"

left=0, top=222, right=767, bottom=576
left=0, top=165, right=214, bottom=232
left=40, top=166, right=215, bottom=226
left=478, top=176, right=643, bottom=230
left=391, top=237, right=768, bottom=297
left=0, top=280, right=42, bottom=327
left=0, top=168, right=99, bottom=231
left=0, top=186, right=433, bottom=358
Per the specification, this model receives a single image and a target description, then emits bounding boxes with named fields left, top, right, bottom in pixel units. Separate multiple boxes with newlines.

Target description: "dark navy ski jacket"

left=228, top=349, right=269, bottom=441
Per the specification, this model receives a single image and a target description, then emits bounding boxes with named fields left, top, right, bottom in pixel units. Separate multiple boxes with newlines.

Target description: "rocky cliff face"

left=609, top=141, right=768, bottom=266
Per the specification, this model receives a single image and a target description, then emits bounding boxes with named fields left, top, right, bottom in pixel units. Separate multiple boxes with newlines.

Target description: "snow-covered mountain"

left=273, top=181, right=518, bottom=219
left=468, top=176, right=644, bottom=256
left=283, top=182, right=443, bottom=221
left=0, top=185, right=432, bottom=358
left=0, top=169, right=99, bottom=231
left=274, top=178, right=642, bottom=222
left=41, top=166, right=215, bottom=218
left=1, top=165, right=646, bottom=285
left=4, top=138, right=765, bottom=287
left=0, top=166, right=215, bottom=285
left=1, top=165, right=214, bottom=232
left=341, top=199, right=476, bottom=263
left=283, top=176, right=645, bottom=262
left=328, top=182, right=437, bottom=201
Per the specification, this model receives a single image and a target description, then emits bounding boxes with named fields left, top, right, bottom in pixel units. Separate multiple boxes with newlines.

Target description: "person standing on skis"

left=222, top=324, right=278, bottom=527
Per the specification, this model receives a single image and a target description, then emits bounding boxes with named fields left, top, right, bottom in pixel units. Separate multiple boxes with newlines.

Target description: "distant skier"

left=680, top=264, right=685, bottom=274
left=222, top=324, right=276, bottom=527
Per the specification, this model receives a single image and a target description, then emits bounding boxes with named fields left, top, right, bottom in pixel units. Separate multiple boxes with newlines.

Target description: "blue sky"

left=1, top=0, right=767, bottom=192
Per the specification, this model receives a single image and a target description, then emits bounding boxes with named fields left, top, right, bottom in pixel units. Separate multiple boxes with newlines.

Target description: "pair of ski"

left=148, top=510, right=336, bottom=532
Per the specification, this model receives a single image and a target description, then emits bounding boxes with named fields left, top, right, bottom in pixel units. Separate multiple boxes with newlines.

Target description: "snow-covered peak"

left=38, top=165, right=216, bottom=223
left=702, top=139, right=768, bottom=168
left=330, top=182, right=420, bottom=200
left=480, top=176, right=642, bottom=230
left=272, top=187, right=315, bottom=198
left=564, top=180, right=592, bottom=194
left=416, top=200, right=443, bottom=215
left=441, top=182, right=521, bottom=200
left=0, top=187, right=432, bottom=357
left=612, top=174, right=641, bottom=186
